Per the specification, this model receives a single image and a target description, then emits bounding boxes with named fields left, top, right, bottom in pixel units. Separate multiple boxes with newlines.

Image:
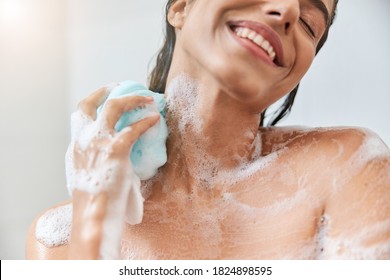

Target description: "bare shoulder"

left=261, top=125, right=390, bottom=191
left=260, top=125, right=389, bottom=161
left=262, top=126, right=390, bottom=258
left=322, top=129, right=390, bottom=258
left=26, top=201, right=72, bottom=259
left=305, top=126, right=390, bottom=169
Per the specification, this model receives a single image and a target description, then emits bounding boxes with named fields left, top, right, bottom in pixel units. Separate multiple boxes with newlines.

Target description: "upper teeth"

left=234, top=27, right=276, bottom=61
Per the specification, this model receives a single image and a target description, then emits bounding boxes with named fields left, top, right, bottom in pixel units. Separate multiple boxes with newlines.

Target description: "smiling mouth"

left=235, top=26, right=276, bottom=61
left=228, top=23, right=283, bottom=67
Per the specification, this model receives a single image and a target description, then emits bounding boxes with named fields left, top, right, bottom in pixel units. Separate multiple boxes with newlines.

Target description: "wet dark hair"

left=149, top=0, right=339, bottom=126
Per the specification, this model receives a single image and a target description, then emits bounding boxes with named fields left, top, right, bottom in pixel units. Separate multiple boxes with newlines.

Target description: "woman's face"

left=171, top=0, right=334, bottom=112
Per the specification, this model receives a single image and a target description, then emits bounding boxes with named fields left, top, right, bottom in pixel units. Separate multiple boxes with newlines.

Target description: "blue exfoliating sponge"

left=97, top=80, right=168, bottom=180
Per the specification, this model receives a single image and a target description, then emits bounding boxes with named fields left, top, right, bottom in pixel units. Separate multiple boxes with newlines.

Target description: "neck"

left=158, top=73, right=263, bottom=192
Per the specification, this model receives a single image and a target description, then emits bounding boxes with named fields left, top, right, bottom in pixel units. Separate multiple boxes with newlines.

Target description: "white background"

left=0, top=0, right=389, bottom=259
left=2, top=260, right=390, bottom=279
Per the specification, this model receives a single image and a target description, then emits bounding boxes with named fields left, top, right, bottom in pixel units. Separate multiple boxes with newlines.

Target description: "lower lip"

left=229, top=27, right=277, bottom=67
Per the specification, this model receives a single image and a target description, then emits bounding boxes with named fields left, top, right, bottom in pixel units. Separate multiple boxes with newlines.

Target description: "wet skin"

left=27, top=126, right=390, bottom=259
left=26, top=0, right=390, bottom=259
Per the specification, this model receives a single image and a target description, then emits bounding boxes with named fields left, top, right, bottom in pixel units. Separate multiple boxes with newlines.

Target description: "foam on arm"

left=65, top=81, right=168, bottom=259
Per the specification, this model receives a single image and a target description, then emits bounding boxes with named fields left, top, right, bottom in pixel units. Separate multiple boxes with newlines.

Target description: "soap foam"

left=65, top=85, right=149, bottom=259
left=329, top=128, right=390, bottom=193
left=317, top=219, right=390, bottom=259
left=121, top=192, right=227, bottom=259
left=96, top=80, right=168, bottom=181
left=66, top=75, right=390, bottom=259
left=115, top=74, right=291, bottom=259
left=166, top=74, right=202, bottom=134
left=132, top=123, right=389, bottom=259
left=35, top=204, right=72, bottom=247
left=165, top=74, right=222, bottom=189
left=354, top=128, right=390, bottom=162
left=66, top=143, right=142, bottom=259
left=165, top=74, right=270, bottom=191
left=66, top=150, right=142, bottom=259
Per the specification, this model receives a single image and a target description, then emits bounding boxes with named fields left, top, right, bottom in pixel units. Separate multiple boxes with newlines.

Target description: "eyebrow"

left=308, top=0, right=330, bottom=26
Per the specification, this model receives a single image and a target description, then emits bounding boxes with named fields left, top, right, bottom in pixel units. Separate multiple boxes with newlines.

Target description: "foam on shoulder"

left=357, top=128, right=390, bottom=161
left=35, top=204, right=72, bottom=247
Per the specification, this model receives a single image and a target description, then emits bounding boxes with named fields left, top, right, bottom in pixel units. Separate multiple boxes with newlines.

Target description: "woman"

left=27, top=0, right=390, bottom=259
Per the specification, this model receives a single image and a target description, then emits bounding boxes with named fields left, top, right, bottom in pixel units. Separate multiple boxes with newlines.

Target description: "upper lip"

left=228, top=20, right=284, bottom=67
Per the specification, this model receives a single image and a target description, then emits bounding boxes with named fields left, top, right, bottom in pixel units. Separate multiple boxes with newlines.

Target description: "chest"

left=120, top=174, right=326, bottom=259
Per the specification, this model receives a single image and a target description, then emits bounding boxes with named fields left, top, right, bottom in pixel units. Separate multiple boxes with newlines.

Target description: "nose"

left=263, top=0, right=300, bottom=35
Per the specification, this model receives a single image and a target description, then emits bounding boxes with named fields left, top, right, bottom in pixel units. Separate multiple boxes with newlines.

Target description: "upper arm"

left=321, top=130, right=390, bottom=259
left=26, top=202, right=71, bottom=260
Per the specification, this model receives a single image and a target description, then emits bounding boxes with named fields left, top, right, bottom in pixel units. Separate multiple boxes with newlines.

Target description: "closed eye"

left=299, top=17, right=316, bottom=38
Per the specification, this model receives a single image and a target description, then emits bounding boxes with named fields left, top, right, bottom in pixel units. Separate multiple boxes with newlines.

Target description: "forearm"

left=64, top=84, right=160, bottom=259
left=68, top=190, right=108, bottom=259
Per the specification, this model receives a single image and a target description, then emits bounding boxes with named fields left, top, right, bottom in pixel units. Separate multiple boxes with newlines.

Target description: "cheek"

left=179, top=14, right=218, bottom=64
left=294, top=40, right=316, bottom=80
left=254, top=41, right=316, bottom=107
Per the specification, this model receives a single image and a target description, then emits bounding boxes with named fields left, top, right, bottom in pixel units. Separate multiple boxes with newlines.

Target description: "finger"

left=70, top=141, right=84, bottom=169
left=112, top=113, right=160, bottom=154
left=77, top=83, right=118, bottom=120
left=100, top=95, right=155, bottom=129
left=70, top=110, right=94, bottom=140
